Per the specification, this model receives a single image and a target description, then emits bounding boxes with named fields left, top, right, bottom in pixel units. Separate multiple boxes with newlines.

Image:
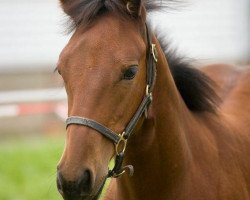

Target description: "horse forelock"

left=60, top=0, right=182, bottom=32
left=61, top=0, right=129, bottom=32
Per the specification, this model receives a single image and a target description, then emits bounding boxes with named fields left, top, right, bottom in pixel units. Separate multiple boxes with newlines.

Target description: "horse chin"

left=89, top=193, right=102, bottom=200
left=91, top=177, right=107, bottom=200
left=85, top=175, right=107, bottom=200
left=77, top=187, right=103, bottom=200
left=63, top=191, right=102, bottom=200
left=87, top=190, right=102, bottom=200
left=60, top=178, right=106, bottom=200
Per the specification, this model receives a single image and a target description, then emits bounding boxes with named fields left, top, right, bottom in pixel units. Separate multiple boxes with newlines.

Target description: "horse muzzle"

left=56, top=166, right=108, bottom=200
left=57, top=168, right=94, bottom=200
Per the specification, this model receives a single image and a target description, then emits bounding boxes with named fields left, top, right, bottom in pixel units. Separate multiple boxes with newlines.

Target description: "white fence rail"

left=0, top=88, right=67, bottom=119
left=0, top=88, right=66, bottom=104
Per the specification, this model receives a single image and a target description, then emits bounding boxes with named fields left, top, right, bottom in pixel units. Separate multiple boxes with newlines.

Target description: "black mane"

left=61, top=0, right=220, bottom=113
left=156, top=34, right=220, bottom=112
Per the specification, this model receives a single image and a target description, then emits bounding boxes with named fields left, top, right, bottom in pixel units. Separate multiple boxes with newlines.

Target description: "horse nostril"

left=79, top=169, right=93, bottom=196
left=56, top=172, right=65, bottom=195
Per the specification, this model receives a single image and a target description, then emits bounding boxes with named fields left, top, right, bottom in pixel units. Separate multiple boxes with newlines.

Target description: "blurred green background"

left=0, top=136, right=64, bottom=200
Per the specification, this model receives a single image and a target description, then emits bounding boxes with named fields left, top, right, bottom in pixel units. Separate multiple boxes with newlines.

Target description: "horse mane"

left=156, top=34, right=221, bottom=113
left=61, top=0, right=220, bottom=113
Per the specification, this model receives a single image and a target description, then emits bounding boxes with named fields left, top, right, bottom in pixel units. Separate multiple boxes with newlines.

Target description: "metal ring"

left=115, top=132, right=127, bottom=155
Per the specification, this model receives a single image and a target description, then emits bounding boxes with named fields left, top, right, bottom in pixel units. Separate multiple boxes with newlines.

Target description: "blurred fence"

left=0, top=88, right=67, bottom=119
left=0, top=72, right=67, bottom=137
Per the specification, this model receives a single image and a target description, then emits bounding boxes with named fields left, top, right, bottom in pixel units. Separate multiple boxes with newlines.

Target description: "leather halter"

left=66, top=24, right=157, bottom=178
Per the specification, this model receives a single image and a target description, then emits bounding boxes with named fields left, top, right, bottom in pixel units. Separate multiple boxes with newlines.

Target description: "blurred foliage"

left=0, top=137, right=64, bottom=200
left=0, top=136, right=111, bottom=200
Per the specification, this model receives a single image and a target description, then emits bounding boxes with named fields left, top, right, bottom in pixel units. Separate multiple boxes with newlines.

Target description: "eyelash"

left=54, top=67, right=61, bottom=75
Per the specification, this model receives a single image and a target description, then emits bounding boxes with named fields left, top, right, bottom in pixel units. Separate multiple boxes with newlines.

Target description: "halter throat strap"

left=65, top=23, right=157, bottom=178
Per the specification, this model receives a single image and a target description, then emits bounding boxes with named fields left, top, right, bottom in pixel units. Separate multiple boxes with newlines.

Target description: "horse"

left=55, top=0, right=250, bottom=199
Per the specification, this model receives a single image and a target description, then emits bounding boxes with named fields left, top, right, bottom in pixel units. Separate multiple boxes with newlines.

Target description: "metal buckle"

left=112, top=169, right=126, bottom=178
left=146, top=85, right=153, bottom=101
left=145, top=85, right=153, bottom=118
left=151, top=44, right=158, bottom=63
left=115, top=132, right=127, bottom=156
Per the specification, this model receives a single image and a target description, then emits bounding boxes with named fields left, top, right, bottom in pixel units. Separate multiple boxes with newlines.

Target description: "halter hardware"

left=146, top=84, right=153, bottom=99
left=115, top=132, right=127, bottom=155
left=65, top=23, right=157, bottom=179
left=151, top=44, right=158, bottom=63
left=144, top=84, right=152, bottom=118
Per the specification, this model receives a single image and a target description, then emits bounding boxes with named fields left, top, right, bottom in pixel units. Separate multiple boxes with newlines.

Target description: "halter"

left=65, top=24, right=157, bottom=178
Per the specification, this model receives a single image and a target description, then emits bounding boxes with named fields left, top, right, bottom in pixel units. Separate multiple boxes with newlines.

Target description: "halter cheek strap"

left=65, top=23, right=157, bottom=178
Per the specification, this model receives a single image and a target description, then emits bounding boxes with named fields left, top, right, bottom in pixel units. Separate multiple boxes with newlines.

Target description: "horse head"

left=56, top=0, right=152, bottom=199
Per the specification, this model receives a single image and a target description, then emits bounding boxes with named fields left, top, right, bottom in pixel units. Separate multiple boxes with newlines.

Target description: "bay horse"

left=55, top=0, right=250, bottom=199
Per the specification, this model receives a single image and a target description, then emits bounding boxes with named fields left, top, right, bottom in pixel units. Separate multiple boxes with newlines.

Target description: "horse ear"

left=59, top=0, right=67, bottom=5
left=126, top=0, right=144, bottom=18
left=59, top=0, right=68, bottom=11
left=59, top=0, right=69, bottom=4
left=59, top=0, right=72, bottom=10
left=58, top=0, right=75, bottom=19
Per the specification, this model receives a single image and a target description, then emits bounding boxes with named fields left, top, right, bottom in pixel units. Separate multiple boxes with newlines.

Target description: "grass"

left=0, top=136, right=111, bottom=200
left=0, top=136, right=64, bottom=200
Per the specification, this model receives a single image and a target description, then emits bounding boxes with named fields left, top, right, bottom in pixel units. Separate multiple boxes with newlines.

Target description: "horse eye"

left=123, top=66, right=138, bottom=80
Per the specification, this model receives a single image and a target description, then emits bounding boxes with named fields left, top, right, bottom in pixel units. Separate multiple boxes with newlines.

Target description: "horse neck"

left=116, top=37, right=195, bottom=199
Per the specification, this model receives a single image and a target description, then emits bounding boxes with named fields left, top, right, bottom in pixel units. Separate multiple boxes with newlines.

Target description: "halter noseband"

left=65, top=24, right=157, bottom=178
